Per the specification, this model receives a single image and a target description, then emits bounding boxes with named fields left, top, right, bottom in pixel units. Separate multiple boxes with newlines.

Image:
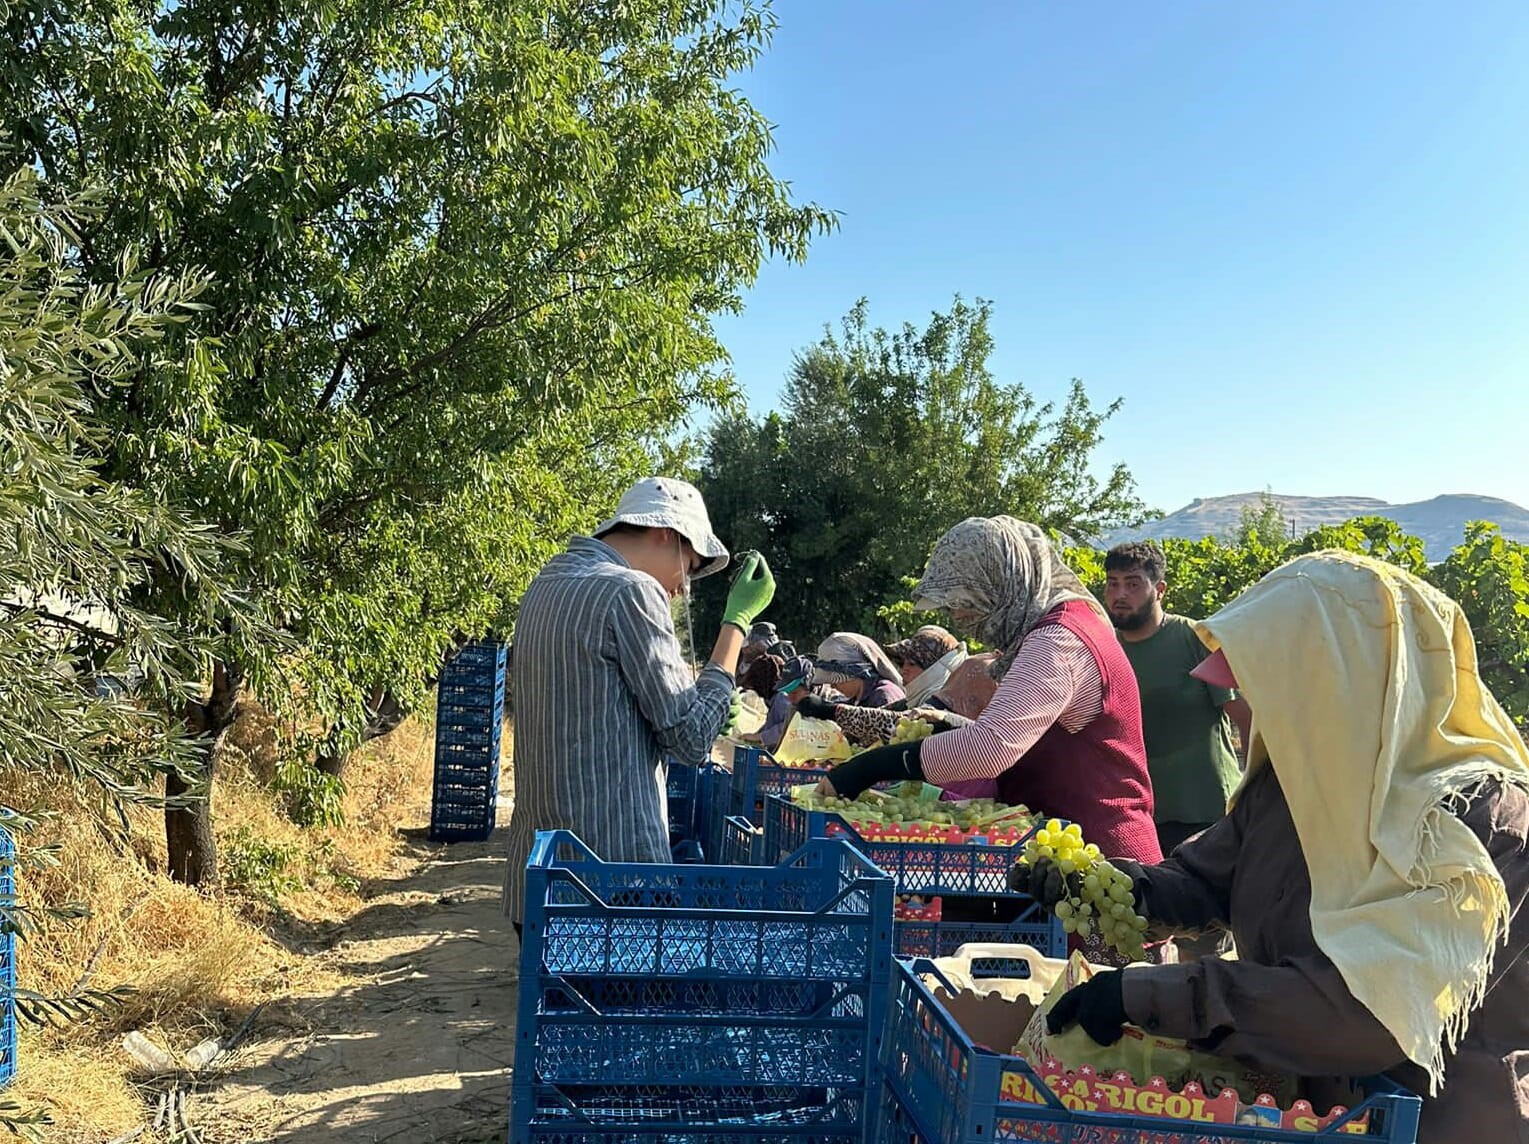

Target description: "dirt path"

left=197, top=814, right=520, bottom=1144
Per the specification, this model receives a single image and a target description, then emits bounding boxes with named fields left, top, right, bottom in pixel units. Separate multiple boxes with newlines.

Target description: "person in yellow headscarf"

left=1029, top=551, right=1529, bottom=1141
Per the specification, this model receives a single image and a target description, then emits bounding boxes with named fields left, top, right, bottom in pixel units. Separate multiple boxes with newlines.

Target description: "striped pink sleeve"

left=921, top=625, right=1103, bottom=786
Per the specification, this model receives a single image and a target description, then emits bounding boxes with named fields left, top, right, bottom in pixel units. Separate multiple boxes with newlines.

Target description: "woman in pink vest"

left=819, top=516, right=1162, bottom=867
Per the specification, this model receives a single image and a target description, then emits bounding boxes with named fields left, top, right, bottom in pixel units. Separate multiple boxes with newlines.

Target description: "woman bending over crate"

left=1031, top=552, right=1529, bottom=1142
left=816, top=516, right=1162, bottom=869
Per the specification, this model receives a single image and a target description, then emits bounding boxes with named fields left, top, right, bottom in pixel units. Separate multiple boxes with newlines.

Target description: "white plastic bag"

left=774, top=713, right=852, bottom=764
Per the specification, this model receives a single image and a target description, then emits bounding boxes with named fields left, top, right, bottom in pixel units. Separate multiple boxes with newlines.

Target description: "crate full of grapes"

left=760, top=784, right=1062, bottom=937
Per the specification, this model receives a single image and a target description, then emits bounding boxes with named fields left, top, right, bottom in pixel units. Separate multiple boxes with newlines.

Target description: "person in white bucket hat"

left=501, top=477, right=775, bottom=935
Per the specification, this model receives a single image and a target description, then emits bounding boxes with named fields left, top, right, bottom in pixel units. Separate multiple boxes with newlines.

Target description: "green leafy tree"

left=696, top=298, right=1146, bottom=643
left=1431, top=522, right=1529, bottom=730
left=1073, top=514, right=1528, bottom=731
left=3, top=0, right=831, bottom=878
left=1235, top=491, right=1292, bottom=548
left=1291, top=516, right=1430, bottom=577
left=0, top=169, right=268, bottom=1136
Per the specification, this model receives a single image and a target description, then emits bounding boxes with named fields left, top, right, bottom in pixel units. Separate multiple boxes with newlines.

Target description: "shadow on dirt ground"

left=197, top=819, right=521, bottom=1144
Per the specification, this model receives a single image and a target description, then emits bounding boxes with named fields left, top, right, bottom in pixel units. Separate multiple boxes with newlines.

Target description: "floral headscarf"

left=914, top=517, right=1104, bottom=672
left=886, top=626, right=961, bottom=672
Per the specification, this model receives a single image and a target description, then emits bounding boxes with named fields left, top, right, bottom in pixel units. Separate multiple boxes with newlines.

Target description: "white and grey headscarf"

left=914, top=517, right=1105, bottom=674
left=811, top=632, right=903, bottom=689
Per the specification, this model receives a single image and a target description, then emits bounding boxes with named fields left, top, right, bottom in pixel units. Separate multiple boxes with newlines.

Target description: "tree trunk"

left=314, top=686, right=409, bottom=779
left=166, top=658, right=243, bottom=887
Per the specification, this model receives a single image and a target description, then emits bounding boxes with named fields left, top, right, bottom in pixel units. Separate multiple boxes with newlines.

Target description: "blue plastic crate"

left=665, top=760, right=700, bottom=803
left=433, top=740, right=501, bottom=772
left=430, top=809, right=496, bottom=843
left=433, top=758, right=499, bottom=785
left=0, top=822, right=14, bottom=1089
left=720, top=815, right=761, bottom=865
left=762, top=795, right=1062, bottom=954
left=699, top=765, right=733, bottom=863
left=435, top=692, right=503, bottom=719
left=761, top=796, right=1046, bottom=896
left=433, top=702, right=501, bottom=739
left=434, top=719, right=502, bottom=747
left=665, top=761, right=700, bottom=838
left=880, top=1079, right=932, bottom=1144
left=665, top=761, right=699, bottom=852
left=724, top=746, right=836, bottom=820
left=511, top=831, right=893, bottom=1143
left=431, top=795, right=495, bottom=814
left=882, top=959, right=1421, bottom=1144
left=433, top=774, right=498, bottom=804
left=448, top=640, right=508, bottom=672
left=894, top=905, right=1061, bottom=960
left=705, top=748, right=861, bottom=866
left=436, top=677, right=505, bottom=708
left=668, top=762, right=723, bottom=862
left=519, top=1099, right=869, bottom=1142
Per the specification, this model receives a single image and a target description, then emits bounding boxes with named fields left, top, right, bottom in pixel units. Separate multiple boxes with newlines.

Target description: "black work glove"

left=795, top=693, right=839, bottom=721
left=1046, top=968, right=1128, bottom=1045
left=824, top=740, right=925, bottom=799
left=1006, top=855, right=1074, bottom=909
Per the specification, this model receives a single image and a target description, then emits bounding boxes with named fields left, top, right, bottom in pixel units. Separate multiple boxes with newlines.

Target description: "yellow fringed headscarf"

left=1196, top=551, right=1529, bottom=1094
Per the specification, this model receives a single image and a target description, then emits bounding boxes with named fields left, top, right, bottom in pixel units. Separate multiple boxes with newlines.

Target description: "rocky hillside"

left=1102, top=493, right=1529, bottom=562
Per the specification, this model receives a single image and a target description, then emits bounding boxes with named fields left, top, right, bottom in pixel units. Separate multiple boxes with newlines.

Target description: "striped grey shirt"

left=501, top=536, right=734, bottom=923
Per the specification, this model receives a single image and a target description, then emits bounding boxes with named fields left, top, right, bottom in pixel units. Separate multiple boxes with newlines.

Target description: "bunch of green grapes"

left=890, top=719, right=934, bottom=744
left=1021, top=818, right=1149, bottom=961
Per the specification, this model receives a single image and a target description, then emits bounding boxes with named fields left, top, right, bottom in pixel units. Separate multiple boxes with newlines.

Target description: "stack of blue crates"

left=429, top=639, right=507, bottom=843
left=1, top=821, right=15, bottom=1089
left=511, top=830, right=893, bottom=1143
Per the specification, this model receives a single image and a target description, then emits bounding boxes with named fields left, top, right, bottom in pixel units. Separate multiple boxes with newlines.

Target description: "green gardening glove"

left=722, top=551, right=775, bottom=632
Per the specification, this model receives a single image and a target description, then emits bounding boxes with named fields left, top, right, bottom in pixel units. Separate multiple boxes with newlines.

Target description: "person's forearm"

left=827, top=741, right=924, bottom=798
left=1117, top=859, right=1230, bottom=935
left=834, top=704, right=900, bottom=747
left=709, top=621, right=744, bottom=675
left=1122, top=957, right=1405, bottom=1077
left=654, top=664, right=736, bottom=764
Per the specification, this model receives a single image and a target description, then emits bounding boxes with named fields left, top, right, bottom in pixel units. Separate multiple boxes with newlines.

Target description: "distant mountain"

left=1100, top=493, right=1529, bottom=562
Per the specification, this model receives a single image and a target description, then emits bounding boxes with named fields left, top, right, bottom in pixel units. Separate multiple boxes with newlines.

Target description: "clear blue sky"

left=711, top=1, right=1529, bottom=515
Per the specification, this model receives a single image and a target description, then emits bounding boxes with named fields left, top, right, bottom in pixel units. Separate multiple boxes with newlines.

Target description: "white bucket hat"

left=593, top=477, right=730, bottom=580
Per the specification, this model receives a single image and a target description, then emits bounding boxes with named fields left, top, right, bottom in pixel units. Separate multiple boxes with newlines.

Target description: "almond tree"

left=2, top=0, right=832, bottom=879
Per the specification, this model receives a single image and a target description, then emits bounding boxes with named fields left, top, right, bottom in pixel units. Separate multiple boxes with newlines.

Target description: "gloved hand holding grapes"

left=1012, top=822, right=1152, bottom=958
left=1009, top=854, right=1073, bottom=909
left=722, top=551, right=776, bottom=632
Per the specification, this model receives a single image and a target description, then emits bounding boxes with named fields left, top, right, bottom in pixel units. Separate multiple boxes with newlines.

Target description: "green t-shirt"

left=1118, top=613, right=1241, bottom=827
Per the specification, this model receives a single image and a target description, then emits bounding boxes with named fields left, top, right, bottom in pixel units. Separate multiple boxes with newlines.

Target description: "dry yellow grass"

left=6, top=699, right=437, bottom=1139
